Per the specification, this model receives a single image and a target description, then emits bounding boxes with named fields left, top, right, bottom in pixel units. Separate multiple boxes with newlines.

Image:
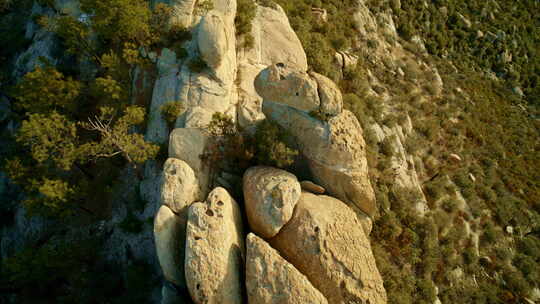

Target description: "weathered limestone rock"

left=236, top=3, right=308, bottom=128
left=198, top=13, right=228, bottom=69
left=300, top=181, right=325, bottom=194
left=169, top=128, right=212, bottom=195
left=239, top=4, right=308, bottom=71
left=309, top=72, right=343, bottom=116
left=255, top=64, right=320, bottom=113
left=161, top=158, right=201, bottom=213
left=246, top=233, right=328, bottom=304
left=185, top=187, right=244, bottom=304
left=261, top=91, right=376, bottom=216
left=154, top=205, right=187, bottom=287
left=170, top=0, right=237, bottom=130
left=270, top=192, right=387, bottom=304
left=243, top=167, right=301, bottom=238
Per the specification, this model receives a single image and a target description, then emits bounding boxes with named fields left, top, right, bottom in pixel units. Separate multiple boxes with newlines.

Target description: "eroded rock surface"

left=255, top=64, right=320, bottom=113
left=243, top=167, right=301, bottom=238
left=246, top=233, right=328, bottom=304
left=185, top=187, right=244, bottom=304
left=270, top=192, right=387, bottom=304
left=161, top=158, right=201, bottom=213
left=259, top=74, right=376, bottom=216
left=169, top=128, right=212, bottom=195
left=236, top=3, right=308, bottom=128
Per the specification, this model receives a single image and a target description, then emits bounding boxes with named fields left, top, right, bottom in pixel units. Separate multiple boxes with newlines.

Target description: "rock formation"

left=154, top=205, right=187, bottom=288
left=243, top=166, right=301, bottom=238
left=256, top=64, right=376, bottom=216
left=184, top=187, right=244, bottom=304
left=147, top=1, right=386, bottom=303
left=270, top=192, right=387, bottom=304
left=160, top=158, right=202, bottom=213
left=246, top=233, right=328, bottom=304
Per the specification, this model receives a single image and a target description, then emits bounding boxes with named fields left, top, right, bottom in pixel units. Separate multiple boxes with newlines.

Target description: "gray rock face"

left=154, top=205, right=187, bottom=288
left=270, top=192, right=387, bottom=304
left=246, top=233, right=328, bottom=304
left=236, top=3, right=308, bottom=128
left=198, top=13, right=228, bottom=69
left=237, top=4, right=308, bottom=71
left=161, top=158, right=201, bottom=213
left=261, top=87, right=376, bottom=216
left=169, top=128, right=212, bottom=196
left=243, top=167, right=301, bottom=238
left=185, top=187, right=244, bottom=304
left=255, top=64, right=320, bottom=113
left=309, top=72, right=343, bottom=116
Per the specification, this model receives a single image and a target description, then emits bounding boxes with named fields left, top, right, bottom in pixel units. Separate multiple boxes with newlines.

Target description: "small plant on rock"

left=160, top=101, right=185, bottom=125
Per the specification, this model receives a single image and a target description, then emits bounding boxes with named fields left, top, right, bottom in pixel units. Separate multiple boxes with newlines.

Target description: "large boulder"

left=161, top=158, right=201, bottom=213
left=261, top=91, right=376, bottom=216
left=270, top=192, right=387, bottom=304
left=154, top=205, right=187, bottom=288
left=243, top=167, right=301, bottom=238
left=185, top=187, right=245, bottom=304
left=237, top=4, right=308, bottom=71
left=254, top=64, right=320, bottom=113
left=198, top=12, right=228, bottom=70
left=309, top=72, right=343, bottom=116
left=246, top=233, right=328, bottom=304
left=169, top=128, right=212, bottom=196
left=236, top=3, right=308, bottom=128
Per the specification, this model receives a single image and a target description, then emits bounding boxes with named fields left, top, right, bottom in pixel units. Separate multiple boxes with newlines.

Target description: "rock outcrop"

left=154, top=205, right=188, bottom=288
left=270, top=192, right=387, bottom=304
left=150, top=2, right=384, bottom=303
left=255, top=65, right=320, bottom=113
left=236, top=3, right=308, bottom=128
left=246, top=233, right=328, bottom=304
left=243, top=167, right=301, bottom=238
left=308, top=71, right=343, bottom=116
left=257, top=64, right=376, bottom=216
left=184, top=187, right=245, bottom=304
left=161, top=158, right=201, bottom=213
left=169, top=128, right=212, bottom=196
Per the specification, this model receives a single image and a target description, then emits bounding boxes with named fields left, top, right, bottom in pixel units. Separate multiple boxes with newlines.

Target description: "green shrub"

left=160, top=101, right=185, bottom=124
left=379, top=136, right=396, bottom=157
left=194, top=0, right=214, bottom=16
left=254, top=119, right=298, bottom=168
left=236, top=0, right=256, bottom=48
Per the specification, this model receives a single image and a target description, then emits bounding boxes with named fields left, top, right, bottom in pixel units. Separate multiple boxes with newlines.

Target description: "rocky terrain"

left=0, top=0, right=538, bottom=303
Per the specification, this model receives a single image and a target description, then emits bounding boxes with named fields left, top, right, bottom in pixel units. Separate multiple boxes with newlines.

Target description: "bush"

left=160, top=101, right=185, bottom=124
left=235, top=0, right=256, bottom=48
left=253, top=119, right=298, bottom=168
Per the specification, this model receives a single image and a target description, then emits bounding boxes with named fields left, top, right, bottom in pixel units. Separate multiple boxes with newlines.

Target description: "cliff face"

left=149, top=0, right=387, bottom=302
